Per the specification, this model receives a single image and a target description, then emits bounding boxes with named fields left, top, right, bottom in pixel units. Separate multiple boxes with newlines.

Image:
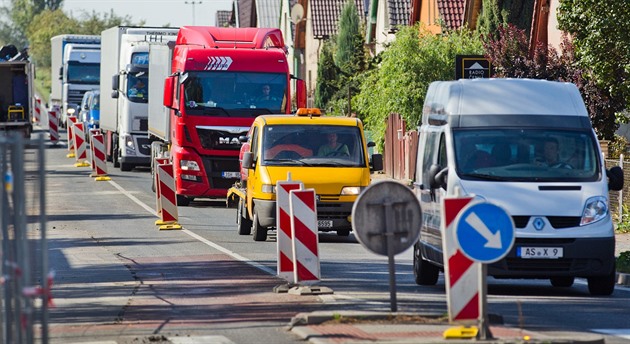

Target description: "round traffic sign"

left=454, top=201, right=515, bottom=263
left=352, top=181, right=422, bottom=256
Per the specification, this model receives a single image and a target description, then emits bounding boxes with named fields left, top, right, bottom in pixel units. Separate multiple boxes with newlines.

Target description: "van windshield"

left=261, top=125, right=366, bottom=167
left=453, top=129, right=600, bottom=182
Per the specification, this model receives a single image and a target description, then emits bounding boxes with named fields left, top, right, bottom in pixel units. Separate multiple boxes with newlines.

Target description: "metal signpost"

left=352, top=181, right=422, bottom=312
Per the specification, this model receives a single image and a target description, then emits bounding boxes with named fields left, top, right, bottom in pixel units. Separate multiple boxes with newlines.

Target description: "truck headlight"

left=180, top=160, right=200, bottom=171
left=581, top=196, right=608, bottom=226
left=124, top=135, right=135, bottom=148
left=341, top=186, right=362, bottom=195
left=261, top=184, right=276, bottom=194
left=67, top=108, right=75, bottom=115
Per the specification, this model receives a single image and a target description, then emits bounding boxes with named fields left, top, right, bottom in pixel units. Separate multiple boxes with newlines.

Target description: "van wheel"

left=550, top=277, right=574, bottom=288
left=413, top=243, right=439, bottom=285
left=587, top=269, right=616, bottom=296
left=237, top=199, right=252, bottom=235
left=177, top=194, right=191, bottom=206
left=252, top=212, right=267, bottom=242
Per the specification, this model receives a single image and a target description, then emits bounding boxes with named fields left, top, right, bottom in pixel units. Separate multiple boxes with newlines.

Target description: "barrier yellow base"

left=443, top=326, right=478, bottom=339
left=74, top=161, right=91, bottom=167
left=94, top=176, right=111, bottom=181
left=159, top=223, right=182, bottom=230
left=66, top=153, right=75, bottom=158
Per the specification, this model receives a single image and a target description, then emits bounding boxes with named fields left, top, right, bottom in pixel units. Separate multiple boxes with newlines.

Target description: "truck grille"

left=200, top=156, right=240, bottom=189
left=137, top=137, right=151, bottom=155
left=197, top=127, right=247, bottom=151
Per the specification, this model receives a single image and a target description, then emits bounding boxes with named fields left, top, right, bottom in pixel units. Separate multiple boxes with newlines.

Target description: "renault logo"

left=533, top=217, right=545, bottom=231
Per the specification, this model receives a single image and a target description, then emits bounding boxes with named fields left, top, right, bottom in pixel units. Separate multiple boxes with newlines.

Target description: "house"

left=370, top=0, right=411, bottom=55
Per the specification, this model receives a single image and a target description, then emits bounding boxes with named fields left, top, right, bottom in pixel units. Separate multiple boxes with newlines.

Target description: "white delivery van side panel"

left=50, top=36, right=63, bottom=104
left=148, top=44, right=173, bottom=142
left=99, top=27, right=125, bottom=132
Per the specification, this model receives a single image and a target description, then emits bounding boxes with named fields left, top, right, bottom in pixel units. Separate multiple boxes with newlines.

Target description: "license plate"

left=222, top=171, right=240, bottom=178
left=517, top=247, right=563, bottom=259
left=318, top=220, right=333, bottom=228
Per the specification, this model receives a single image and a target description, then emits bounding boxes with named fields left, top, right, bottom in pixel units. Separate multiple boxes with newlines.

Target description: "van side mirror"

left=607, top=166, right=624, bottom=191
left=428, top=164, right=448, bottom=190
left=371, top=153, right=383, bottom=172
left=242, top=151, right=254, bottom=169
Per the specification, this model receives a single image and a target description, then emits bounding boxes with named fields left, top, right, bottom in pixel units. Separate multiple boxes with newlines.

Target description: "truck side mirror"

left=371, top=153, right=383, bottom=172
left=111, top=74, right=119, bottom=90
left=111, top=90, right=119, bottom=99
left=607, top=166, right=624, bottom=191
left=238, top=135, right=249, bottom=143
left=163, top=76, right=175, bottom=109
left=242, top=151, right=254, bottom=169
left=295, top=78, right=307, bottom=109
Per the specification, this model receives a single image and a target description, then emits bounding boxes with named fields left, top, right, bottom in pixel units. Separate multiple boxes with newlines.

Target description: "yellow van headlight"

left=262, top=184, right=276, bottom=194
left=341, top=186, right=362, bottom=195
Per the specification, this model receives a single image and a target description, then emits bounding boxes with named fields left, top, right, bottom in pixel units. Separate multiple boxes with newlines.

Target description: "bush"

left=615, top=204, right=630, bottom=234
left=617, top=251, right=630, bottom=273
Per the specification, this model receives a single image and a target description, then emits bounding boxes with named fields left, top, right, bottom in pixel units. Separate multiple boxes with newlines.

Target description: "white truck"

left=50, top=35, right=101, bottom=127
left=100, top=26, right=179, bottom=171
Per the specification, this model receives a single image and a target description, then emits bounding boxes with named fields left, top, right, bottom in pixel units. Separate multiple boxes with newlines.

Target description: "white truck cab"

left=413, top=78, right=624, bottom=296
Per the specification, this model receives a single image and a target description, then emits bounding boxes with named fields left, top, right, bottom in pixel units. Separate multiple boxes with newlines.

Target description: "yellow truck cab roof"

left=254, top=108, right=363, bottom=127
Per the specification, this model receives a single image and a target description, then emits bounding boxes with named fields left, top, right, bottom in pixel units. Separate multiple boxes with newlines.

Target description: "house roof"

left=311, top=0, right=365, bottom=39
left=215, top=10, right=232, bottom=28
left=257, top=0, right=282, bottom=28
left=387, top=0, right=411, bottom=30
left=437, top=0, right=465, bottom=30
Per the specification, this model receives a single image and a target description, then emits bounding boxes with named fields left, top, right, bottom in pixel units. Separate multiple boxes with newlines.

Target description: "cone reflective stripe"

left=276, top=180, right=303, bottom=283
left=443, top=196, right=480, bottom=321
left=157, top=163, right=179, bottom=225
left=289, top=189, right=320, bottom=284
left=66, top=116, right=78, bottom=153
left=154, top=158, right=170, bottom=214
left=90, top=132, right=110, bottom=180
left=72, top=122, right=90, bottom=167
left=48, top=110, right=59, bottom=143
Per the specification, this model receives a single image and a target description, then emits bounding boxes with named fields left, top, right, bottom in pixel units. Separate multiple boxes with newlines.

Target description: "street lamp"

left=184, top=1, right=202, bottom=25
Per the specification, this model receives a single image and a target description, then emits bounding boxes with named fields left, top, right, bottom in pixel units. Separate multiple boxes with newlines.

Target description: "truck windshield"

left=261, top=125, right=366, bottom=167
left=182, top=71, right=287, bottom=116
left=453, top=128, right=600, bottom=182
left=67, top=62, right=100, bottom=84
left=126, top=74, right=149, bottom=103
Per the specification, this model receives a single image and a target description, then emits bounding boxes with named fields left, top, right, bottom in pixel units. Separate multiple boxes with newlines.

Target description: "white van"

left=413, top=78, right=624, bottom=296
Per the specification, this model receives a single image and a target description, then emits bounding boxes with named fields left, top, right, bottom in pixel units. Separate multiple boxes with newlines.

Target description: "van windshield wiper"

left=264, top=159, right=308, bottom=166
left=461, top=173, right=510, bottom=181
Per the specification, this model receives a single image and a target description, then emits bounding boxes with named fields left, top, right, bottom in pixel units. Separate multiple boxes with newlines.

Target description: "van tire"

left=587, top=270, right=615, bottom=296
left=237, top=199, right=252, bottom=235
left=413, top=243, right=439, bottom=285
left=550, top=277, right=574, bottom=288
left=252, top=212, right=267, bottom=241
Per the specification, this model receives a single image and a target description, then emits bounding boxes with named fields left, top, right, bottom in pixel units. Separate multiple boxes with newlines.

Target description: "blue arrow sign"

left=455, top=202, right=515, bottom=263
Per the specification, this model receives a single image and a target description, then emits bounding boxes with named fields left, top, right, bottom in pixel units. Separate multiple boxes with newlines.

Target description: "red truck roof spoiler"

left=177, top=26, right=286, bottom=51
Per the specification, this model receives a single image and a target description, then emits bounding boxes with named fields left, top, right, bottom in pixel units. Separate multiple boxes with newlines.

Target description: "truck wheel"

left=587, top=270, right=615, bottom=296
left=237, top=199, right=252, bottom=235
left=177, top=195, right=191, bottom=206
left=252, top=213, right=267, bottom=241
left=413, top=243, right=439, bottom=285
left=337, top=229, right=350, bottom=236
left=120, top=162, right=133, bottom=172
left=550, top=277, right=574, bottom=288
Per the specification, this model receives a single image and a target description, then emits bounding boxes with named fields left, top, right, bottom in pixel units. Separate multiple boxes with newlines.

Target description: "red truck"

left=148, top=27, right=305, bottom=205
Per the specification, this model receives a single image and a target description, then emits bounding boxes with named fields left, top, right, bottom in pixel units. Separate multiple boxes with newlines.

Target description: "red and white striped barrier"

left=156, top=163, right=181, bottom=230
left=154, top=157, right=170, bottom=215
left=276, top=179, right=303, bottom=283
left=442, top=196, right=480, bottom=322
left=66, top=116, right=78, bottom=157
left=33, top=96, right=41, bottom=123
left=89, top=129, right=100, bottom=174
left=290, top=189, right=320, bottom=284
left=72, top=122, right=90, bottom=167
left=48, top=109, right=59, bottom=144
left=90, top=131, right=110, bottom=181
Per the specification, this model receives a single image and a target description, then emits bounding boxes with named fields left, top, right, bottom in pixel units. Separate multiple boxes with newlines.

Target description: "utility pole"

left=184, top=1, right=202, bottom=25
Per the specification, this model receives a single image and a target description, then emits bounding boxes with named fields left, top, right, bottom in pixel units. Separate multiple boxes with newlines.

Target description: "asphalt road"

left=6, top=125, right=630, bottom=343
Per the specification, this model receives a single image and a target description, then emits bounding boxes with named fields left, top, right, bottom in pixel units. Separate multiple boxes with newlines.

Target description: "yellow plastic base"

left=94, top=176, right=111, bottom=181
left=443, top=326, right=479, bottom=339
left=159, top=223, right=182, bottom=230
left=155, top=219, right=176, bottom=226
left=66, top=153, right=75, bottom=158
left=74, top=161, right=91, bottom=167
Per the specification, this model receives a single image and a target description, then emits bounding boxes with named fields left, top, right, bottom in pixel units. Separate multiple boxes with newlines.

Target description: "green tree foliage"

left=314, top=40, right=341, bottom=110
left=557, top=0, right=630, bottom=115
left=335, top=0, right=364, bottom=75
left=354, top=24, right=484, bottom=148
left=484, top=24, right=620, bottom=139
left=27, top=10, right=79, bottom=67
left=477, top=0, right=533, bottom=40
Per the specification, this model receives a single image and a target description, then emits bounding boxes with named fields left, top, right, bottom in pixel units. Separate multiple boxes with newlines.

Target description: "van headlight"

left=180, top=160, right=200, bottom=171
left=581, top=196, right=608, bottom=226
left=261, top=184, right=276, bottom=194
left=341, top=186, right=362, bottom=195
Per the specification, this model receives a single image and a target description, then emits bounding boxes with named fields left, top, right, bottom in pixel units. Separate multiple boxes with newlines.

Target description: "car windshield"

left=182, top=71, right=287, bottom=117
left=261, top=125, right=366, bottom=167
left=453, top=128, right=600, bottom=182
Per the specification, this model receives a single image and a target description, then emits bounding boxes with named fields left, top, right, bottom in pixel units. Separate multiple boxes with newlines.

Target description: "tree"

left=314, top=40, right=341, bottom=110
left=27, top=9, right=79, bottom=67
left=557, top=0, right=630, bottom=115
left=477, top=0, right=534, bottom=40
left=354, top=24, right=484, bottom=148
left=335, top=0, right=364, bottom=76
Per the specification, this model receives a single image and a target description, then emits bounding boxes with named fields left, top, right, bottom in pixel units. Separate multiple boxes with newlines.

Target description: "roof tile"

left=437, top=0, right=465, bottom=30
left=311, top=0, right=365, bottom=38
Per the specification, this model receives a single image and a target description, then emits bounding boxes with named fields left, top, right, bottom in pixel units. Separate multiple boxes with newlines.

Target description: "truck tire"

left=337, top=229, right=350, bottom=236
left=120, top=162, right=133, bottom=172
left=252, top=212, right=267, bottom=241
left=587, top=270, right=615, bottom=296
left=177, top=195, right=191, bottom=206
left=237, top=199, right=252, bottom=235
left=550, top=277, right=574, bottom=288
left=413, top=243, right=439, bottom=286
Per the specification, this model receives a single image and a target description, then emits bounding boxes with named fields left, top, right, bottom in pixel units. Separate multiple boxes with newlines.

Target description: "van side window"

left=438, top=133, right=447, bottom=167
left=421, top=131, right=439, bottom=187
left=251, top=127, right=259, bottom=161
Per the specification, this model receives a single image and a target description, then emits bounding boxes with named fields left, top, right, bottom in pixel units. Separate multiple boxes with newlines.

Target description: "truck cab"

left=233, top=108, right=383, bottom=241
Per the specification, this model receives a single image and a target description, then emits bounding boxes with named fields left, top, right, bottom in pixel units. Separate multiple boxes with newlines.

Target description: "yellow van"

left=229, top=108, right=383, bottom=241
